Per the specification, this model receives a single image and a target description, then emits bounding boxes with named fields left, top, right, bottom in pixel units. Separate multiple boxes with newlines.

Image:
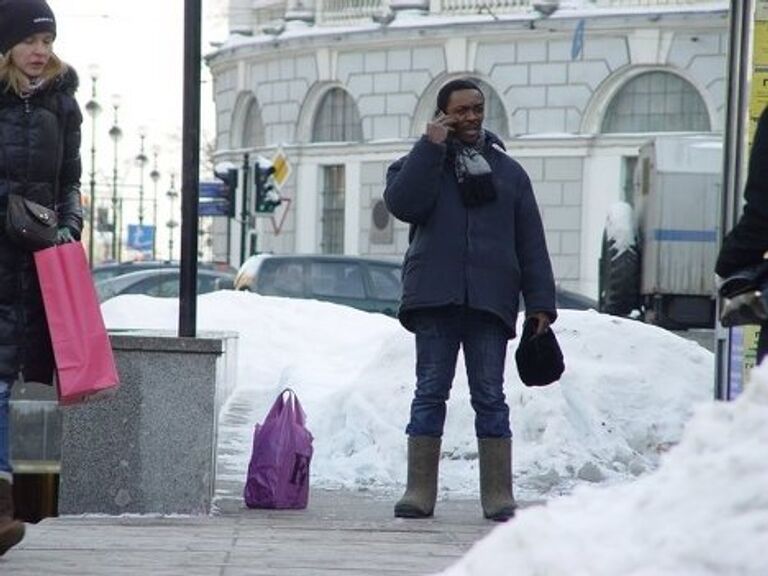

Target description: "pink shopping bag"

left=244, top=389, right=313, bottom=509
left=33, top=242, right=119, bottom=405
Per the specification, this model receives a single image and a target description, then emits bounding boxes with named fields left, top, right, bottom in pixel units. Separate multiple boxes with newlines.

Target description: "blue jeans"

left=0, top=379, right=10, bottom=478
left=406, top=307, right=511, bottom=438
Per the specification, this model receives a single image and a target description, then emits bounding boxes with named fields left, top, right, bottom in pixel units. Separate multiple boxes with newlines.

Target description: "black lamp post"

left=150, top=146, right=160, bottom=260
left=180, top=0, right=202, bottom=337
left=166, top=174, right=179, bottom=261
left=84, top=65, right=101, bottom=268
left=108, top=95, right=122, bottom=261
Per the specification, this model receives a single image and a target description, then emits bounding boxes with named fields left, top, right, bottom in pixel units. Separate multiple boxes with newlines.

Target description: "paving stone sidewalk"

left=1, top=489, right=498, bottom=576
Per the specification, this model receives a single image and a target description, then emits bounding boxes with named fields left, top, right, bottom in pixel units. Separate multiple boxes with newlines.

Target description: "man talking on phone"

left=384, top=78, right=556, bottom=521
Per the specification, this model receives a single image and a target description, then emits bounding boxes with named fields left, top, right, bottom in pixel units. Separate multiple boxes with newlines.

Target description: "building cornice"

left=206, top=7, right=728, bottom=70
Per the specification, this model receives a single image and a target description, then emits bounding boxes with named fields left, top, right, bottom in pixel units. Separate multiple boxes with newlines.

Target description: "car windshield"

left=92, top=269, right=122, bottom=284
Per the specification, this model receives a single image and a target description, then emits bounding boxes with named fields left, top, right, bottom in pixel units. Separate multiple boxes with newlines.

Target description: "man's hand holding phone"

left=426, top=111, right=456, bottom=144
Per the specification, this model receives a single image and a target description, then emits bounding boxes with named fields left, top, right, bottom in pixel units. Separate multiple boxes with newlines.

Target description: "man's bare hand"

left=528, top=312, right=551, bottom=336
left=426, top=112, right=456, bottom=144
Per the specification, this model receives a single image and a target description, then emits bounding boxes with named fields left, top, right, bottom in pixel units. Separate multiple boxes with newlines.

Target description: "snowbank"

left=102, top=292, right=713, bottom=498
left=437, top=364, right=768, bottom=576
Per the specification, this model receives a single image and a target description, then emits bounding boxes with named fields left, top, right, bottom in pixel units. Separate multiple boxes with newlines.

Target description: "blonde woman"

left=0, top=0, right=83, bottom=555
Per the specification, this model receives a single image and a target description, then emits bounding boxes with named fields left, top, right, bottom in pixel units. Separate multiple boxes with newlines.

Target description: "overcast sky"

left=46, top=0, right=229, bottom=257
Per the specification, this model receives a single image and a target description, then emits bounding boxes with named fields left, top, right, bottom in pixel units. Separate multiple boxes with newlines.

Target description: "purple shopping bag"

left=244, top=389, right=313, bottom=509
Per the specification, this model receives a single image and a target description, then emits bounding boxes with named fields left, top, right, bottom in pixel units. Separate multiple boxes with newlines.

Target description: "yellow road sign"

left=755, top=21, right=768, bottom=66
left=271, top=150, right=292, bottom=190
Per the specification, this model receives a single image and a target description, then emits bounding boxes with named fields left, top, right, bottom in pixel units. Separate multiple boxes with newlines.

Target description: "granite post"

left=58, top=332, right=236, bottom=515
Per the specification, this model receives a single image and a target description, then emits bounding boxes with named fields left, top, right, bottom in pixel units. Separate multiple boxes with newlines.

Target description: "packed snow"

left=102, top=291, right=712, bottom=500
left=437, top=362, right=768, bottom=576
left=604, top=201, right=637, bottom=255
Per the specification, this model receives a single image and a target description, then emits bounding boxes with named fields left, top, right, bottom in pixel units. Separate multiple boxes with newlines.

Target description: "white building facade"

left=206, top=0, right=729, bottom=298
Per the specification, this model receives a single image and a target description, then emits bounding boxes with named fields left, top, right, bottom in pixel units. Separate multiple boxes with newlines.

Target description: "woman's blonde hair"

left=0, top=51, right=66, bottom=96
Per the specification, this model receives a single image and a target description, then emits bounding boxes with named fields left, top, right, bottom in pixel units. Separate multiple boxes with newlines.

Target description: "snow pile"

left=604, top=201, right=637, bottom=255
left=102, top=292, right=712, bottom=498
left=437, top=364, right=768, bottom=576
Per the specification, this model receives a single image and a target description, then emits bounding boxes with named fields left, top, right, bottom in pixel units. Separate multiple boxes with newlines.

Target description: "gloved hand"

left=56, top=227, right=75, bottom=245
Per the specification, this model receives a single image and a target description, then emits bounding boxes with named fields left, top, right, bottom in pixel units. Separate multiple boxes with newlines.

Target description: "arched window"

left=471, top=79, right=508, bottom=139
left=242, top=98, right=265, bottom=147
left=602, top=72, right=710, bottom=133
left=311, top=88, right=363, bottom=142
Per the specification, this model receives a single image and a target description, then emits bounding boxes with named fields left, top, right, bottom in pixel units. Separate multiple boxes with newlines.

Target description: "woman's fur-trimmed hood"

left=52, top=63, right=78, bottom=96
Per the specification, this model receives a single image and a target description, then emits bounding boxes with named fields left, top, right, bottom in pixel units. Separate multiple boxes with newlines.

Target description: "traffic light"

left=96, top=206, right=113, bottom=232
left=214, top=167, right=238, bottom=218
left=254, top=162, right=281, bottom=214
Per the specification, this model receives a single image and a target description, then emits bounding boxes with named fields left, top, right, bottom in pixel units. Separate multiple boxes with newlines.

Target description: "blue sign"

left=127, top=224, right=155, bottom=252
left=199, top=199, right=232, bottom=217
left=198, top=180, right=233, bottom=217
left=571, top=19, right=585, bottom=60
left=199, top=181, right=228, bottom=199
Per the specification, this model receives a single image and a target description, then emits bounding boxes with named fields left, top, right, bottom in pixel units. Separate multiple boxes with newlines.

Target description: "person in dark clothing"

left=716, top=105, right=768, bottom=364
left=0, top=0, right=83, bottom=555
left=384, top=78, right=557, bottom=521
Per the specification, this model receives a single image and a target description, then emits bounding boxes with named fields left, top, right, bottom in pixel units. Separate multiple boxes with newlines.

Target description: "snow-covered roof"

left=214, top=0, right=729, bottom=52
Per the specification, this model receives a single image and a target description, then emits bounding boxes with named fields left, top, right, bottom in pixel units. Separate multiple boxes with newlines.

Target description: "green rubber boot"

left=479, top=437, right=517, bottom=521
left=394, top=436, right=441, bottom=518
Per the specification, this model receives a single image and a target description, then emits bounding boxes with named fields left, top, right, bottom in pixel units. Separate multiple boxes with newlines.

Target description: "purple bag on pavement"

left=244, top=388, right=314, bottom=509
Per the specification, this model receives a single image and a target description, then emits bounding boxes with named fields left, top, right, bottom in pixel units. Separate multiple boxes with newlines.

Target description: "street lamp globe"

left=108, top=123, right=122, bottom=141
left=108, top=95, right=122, bottom=142
left=85, top=64, right=101, bottom=118
left=85, top=98, right=101, bottom=119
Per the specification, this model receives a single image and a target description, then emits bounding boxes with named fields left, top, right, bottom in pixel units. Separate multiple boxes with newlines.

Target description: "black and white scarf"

left=20, top=77, right=47, bottom=99
left=450, top=129, right=497, bottom=207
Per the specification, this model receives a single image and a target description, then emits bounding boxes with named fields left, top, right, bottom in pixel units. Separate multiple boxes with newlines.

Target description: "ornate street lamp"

left=136, top=128, right=149, bottom=228
left=108, top=95, right=122, bottom=261
left=84, top=65, right=101, bottom=268
left=166, top=174, right=179, bottom=260
left=150, top=146, right=161, bottom=260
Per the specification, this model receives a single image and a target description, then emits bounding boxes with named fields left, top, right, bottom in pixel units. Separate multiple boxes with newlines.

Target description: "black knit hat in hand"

left=0, top=0, right=56, bottom=55
left=515, top=316, right=565, bottom=387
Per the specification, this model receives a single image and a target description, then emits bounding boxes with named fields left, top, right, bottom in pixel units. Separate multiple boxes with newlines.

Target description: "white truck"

left=599, top=135, right=722, bottom=328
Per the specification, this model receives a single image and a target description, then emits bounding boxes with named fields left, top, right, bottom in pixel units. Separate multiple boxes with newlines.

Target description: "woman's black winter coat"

left=0, top=67, right=83, bottom=384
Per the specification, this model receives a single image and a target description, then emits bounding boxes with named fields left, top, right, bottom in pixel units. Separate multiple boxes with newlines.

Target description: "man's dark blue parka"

left=384, top=132, right=556, bottom=338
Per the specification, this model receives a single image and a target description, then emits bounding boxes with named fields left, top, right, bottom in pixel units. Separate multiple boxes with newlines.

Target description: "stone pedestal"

left=58, top=331, right=237, bottom=516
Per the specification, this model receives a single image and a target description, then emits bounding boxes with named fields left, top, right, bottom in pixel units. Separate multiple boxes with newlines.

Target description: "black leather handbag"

left=5, top=193, right=58, bottom=251
left=718, top=261, right=768, bottom=327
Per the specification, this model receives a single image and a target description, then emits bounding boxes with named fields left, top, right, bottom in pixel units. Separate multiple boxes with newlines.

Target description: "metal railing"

left=594, top=0, right=724, bottom=5
left=432, top=0, right=528, bottom=16
left=315, top=0, right=392, bottom=25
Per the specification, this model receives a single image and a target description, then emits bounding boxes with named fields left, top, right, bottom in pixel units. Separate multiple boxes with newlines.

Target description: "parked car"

left=234, top=254, right=402, bottom=316
left=555, top=287, right=598, bottom=311
left=96, top=268, right=235, bottom=303
left=92, top=260, right=237, bottom=285
left=233, top=254, right=597, bottom=317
